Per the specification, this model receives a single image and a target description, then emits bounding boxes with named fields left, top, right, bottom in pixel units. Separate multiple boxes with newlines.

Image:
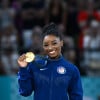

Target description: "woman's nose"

left=48, top=45, right=53, bottom=50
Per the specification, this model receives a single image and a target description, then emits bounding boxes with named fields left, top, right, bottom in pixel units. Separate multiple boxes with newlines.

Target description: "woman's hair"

left=42, top=23, right=62, bottom=40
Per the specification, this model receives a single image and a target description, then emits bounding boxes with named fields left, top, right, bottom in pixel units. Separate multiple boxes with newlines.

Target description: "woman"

left=17, top=23, right=83, bottom=100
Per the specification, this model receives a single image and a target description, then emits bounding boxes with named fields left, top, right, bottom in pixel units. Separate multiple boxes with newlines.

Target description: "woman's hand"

left=17, top=54, right=28, bottom=67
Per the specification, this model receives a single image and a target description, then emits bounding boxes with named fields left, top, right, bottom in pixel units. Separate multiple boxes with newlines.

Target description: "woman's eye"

left=43, top=44, right=48, bottom=47
left=52, top=42, right=57, bottom=45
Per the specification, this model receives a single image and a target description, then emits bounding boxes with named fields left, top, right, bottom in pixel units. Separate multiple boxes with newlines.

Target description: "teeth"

left=49, top=51, right=55, bottom=54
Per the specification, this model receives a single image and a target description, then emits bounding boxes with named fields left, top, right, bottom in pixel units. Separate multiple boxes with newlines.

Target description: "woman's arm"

left=17, top=54, right=34, bottom=97
left=18, top=63, right=34, bottom=97
left=68, top=66, right=83, bottom=100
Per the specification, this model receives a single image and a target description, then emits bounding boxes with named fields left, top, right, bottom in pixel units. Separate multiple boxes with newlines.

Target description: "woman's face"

left=43, top=35, right=63, bottom=59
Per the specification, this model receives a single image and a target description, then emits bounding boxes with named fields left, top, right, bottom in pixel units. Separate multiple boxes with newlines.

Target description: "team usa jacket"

left=18, top=55, right=83, bottom=100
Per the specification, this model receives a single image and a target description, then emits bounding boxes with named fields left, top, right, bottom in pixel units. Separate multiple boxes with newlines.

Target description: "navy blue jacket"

left=18, top=56, right=83, bottom=100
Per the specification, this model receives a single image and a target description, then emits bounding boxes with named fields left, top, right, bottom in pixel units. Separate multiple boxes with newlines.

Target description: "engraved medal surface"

left=25, top=52, right=35, bottom=62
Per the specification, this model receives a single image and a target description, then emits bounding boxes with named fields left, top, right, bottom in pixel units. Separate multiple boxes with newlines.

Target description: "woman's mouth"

left=49, top=50, right=56, bottom=55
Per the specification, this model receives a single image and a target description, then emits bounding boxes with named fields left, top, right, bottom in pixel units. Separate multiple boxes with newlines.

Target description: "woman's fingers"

left=18, top=54, right=26, bottom=62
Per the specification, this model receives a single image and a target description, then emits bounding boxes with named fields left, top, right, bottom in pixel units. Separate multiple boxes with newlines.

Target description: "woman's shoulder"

left=63, top=59, right=79, bottom=73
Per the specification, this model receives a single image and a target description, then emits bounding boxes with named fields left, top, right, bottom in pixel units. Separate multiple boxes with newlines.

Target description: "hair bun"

left=42, top=22, right=62, bottom=40
left=43, top=22, right=57, bottom=33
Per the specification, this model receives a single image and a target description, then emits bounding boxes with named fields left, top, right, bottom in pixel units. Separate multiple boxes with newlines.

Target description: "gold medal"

left=25, top=52, right=35, bottom=62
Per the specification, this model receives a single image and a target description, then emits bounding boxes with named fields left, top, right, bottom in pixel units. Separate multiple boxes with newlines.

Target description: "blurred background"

left=0, top=0, right=100, bottom=100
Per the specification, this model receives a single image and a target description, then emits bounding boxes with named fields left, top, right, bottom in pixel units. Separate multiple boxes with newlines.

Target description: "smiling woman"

left=42, top=23, right=63, bottom=59
left=43, top=35, right=63, bottom=59
left=17, top=23, right=83, bottom=100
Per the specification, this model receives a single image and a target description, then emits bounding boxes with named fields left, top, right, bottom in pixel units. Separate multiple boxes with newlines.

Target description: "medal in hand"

left=25, top=52, right=35, bottom=62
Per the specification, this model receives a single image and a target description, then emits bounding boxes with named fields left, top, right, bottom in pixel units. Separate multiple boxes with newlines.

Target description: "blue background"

left=0, top=76, right=100, bottom=100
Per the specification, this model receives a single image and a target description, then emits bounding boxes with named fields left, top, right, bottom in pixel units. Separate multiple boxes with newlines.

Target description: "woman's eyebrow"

left=44, top=40, right=58, bottom=44
left=52, top=39, right=60, bottom=42
left=43, top=39, right=60, bottom=44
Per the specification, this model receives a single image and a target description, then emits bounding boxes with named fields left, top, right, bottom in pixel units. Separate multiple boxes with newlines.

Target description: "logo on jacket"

left=57, top=66, right=66, bottom=74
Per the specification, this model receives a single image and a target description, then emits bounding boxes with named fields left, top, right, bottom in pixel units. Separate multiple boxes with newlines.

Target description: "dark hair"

left=42, top=23, right=62, bottom=40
